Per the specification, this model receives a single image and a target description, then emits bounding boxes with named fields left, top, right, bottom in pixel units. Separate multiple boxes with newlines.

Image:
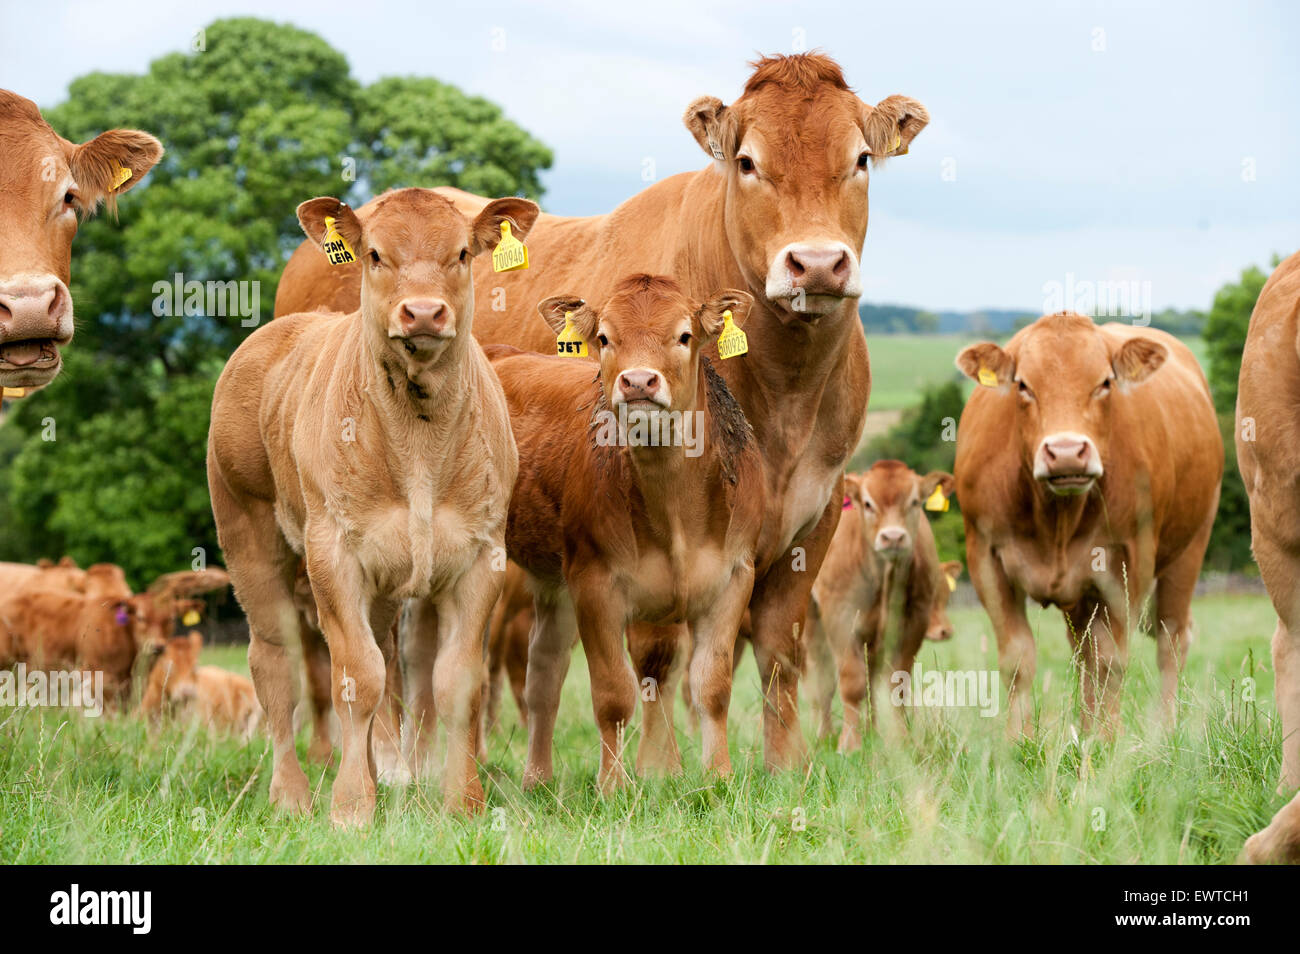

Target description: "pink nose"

left=875, top=526, right=910, bottom=551
left=785, top=246, right=851, bottom=295
left=0, top=280, right=71, bottom=364
left=618, top=369, right=660, bottom=402
left=926, top=621, right=954, bottom=642
left=1041, top=438, right=1092, bottom=475
left=399, top=299, right=450, bottom=337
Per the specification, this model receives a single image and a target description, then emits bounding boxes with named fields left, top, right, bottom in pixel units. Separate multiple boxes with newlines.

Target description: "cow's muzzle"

left=0, top=277, right=73, bottom=389
left=765, top=241, right=863, bottom=317
left=1034, top=433, right=1103, bottom=494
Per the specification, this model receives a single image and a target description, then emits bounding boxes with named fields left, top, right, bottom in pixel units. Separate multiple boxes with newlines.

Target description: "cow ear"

left=842, top=472, right=865, bottom=505
left=65, top=128, right=163, bottom=216
left=940, top=560, right=963, bottom=581
left=297, top=197, right=364, bottom=254
left=696, top=289, right=754, bottom=340
left=537, top=296, right=598, bottom=343
left=684, top=96, right=736, bottom=161
left=862, top=95, right=929, bottom=162
left=920, top=470, right=956, bottom=501
left=470, top=197, right=541, bottom=256
left=1111, top=337, right=1167, bottom=388
left=956, top=341, right=1014, bottom=389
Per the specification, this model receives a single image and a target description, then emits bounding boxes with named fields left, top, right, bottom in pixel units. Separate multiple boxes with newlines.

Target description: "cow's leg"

left=890, top=612, right=930, bottom=729
left=482, top=593, right=510, bottom=743
left=300, top=619, right=335, bottom=764
left=522, top=589, right=576, bottom=789
left=211, top=482, right=309, bottom=813
left=572, top=571, right=637, bottom=793
left=687, top=564, right=754, bottom=774
left=628, top=621, right=685, bottom=776
left=803, top=607, right=837, bottom=741
left=431, top=550, right=499, bottom=814
left=1252, top=530, right=1300, bottom=794
left=371, top=617, right=406, bottom=786
left=750, top=496, right=840, bottom=770
left=308, top=550, right=386, bottom=827
left=400, top=599, right=439, bottom=780
left=504, top=612, right=530, bottom=721
left=1242, top=790, right=1300, bottom=864
left=1065, top=597, right=1127, bottom=739
left=1153, top=526, right=1209, bottom=721
left=967, top=534, right=1037, bottom=737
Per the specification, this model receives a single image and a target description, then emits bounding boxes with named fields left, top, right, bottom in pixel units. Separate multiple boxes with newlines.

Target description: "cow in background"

left=954, top=313, right=1222, bottom=737
left=141, top=631, right=261, bottom=740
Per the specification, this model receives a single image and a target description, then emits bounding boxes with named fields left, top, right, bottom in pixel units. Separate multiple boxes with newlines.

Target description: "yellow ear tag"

left=944, top=572, right=957, bottom=593
left=717, top=310, right=748, bottom=360
left=321, top=216, right=356, bottom=266
left=110, top=165, right=133, bottom=191
left=556, top=312, right=588, bottom=358
left=2, top=387, right=27, bottom=399
left=924, top=485, right=950, bottom=512
left=977, top=366, right=998, bottom=388
left=492, top=220, right=529, bottom=273
left=182, top=609, right=201, bottom=627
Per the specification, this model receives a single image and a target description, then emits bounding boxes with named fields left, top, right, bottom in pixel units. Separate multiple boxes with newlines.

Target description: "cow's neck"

left=361, top=317, right=474, bottom=437
left=1028, top=476, right=1097, bottom=551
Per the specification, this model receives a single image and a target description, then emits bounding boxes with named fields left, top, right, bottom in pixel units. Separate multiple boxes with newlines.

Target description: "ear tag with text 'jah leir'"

left=944, top=571, right=958, bottom=592
left=977, top=366, right=998, bottom=388
left=924, top=486, right=949, bottom=512
left=110, top=165, right=133, bottom=191
left=717, top=310, right=748, bottom=360
left=322, top=215, right=356, bottom=266
left=492, top=220, right=529, bottom=273
left=182, top=609, right=201, bottom=627
left=556, top=312, right=588, bottom=358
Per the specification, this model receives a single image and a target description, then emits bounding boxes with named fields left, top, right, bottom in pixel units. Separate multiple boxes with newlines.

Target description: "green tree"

left=0, top=17, right=552, bottom=588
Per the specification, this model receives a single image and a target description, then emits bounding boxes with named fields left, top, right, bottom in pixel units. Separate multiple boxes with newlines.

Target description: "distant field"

left=1, top=592, right=1285, bottom=863
left=863, top=332, right=1209, bottom=414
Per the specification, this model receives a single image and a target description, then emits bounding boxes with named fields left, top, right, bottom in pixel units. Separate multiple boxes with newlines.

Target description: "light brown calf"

left=955, top=313, right=1223, bottom=737
left=805, top=462, right=954, bottom=749
left=1236, top=249, right=1300, bottom=864
left=487, top=275, right=764, bottom=789
left=276, top=54, right=930, bottom=770
left=141, top=632, right=261, bottom=739
left=0, top=90, right=161, bottom=393
left=208, top=188, right=537, bottom=823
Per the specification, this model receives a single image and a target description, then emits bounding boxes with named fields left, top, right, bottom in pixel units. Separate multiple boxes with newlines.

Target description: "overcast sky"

left=3, top=0, right=1296, bottom=312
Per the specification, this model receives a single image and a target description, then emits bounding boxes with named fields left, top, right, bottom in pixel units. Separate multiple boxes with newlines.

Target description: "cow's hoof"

left=444, top=780, right=487, bottom=815
left=329, top=795, right=376, bottom=828
left=377, top=763, right=412, bottom=788
left=268, top=768, right=311, bottom=814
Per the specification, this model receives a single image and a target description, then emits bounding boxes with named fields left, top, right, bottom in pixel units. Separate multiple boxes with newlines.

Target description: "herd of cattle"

left=1, top=52, right=1298, bottom=862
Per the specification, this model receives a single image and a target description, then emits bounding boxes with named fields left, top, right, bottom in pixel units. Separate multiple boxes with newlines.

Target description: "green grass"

left=0, top=593, right=1286, bottom=863
left=864, top=333, right=1209, bottom=413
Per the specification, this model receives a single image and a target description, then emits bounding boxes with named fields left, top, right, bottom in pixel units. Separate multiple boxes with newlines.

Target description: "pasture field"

left=863, top=332, right=1209, bottom=412
left=0, top=592, right=1285, bottom=864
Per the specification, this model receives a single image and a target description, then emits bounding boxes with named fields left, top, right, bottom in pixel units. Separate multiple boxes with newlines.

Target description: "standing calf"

left=208, top=188, right=537, bottom=823
left=806, top=462, right=954, bottom=750
left=487, top=275, right=764, bottom=789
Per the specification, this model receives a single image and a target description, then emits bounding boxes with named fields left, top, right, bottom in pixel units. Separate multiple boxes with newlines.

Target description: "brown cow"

left=276, top=53, right=929, bottom=771
left=805, top=462, right=955, bottom=749
left=487, top=275, right=764, bottom=789
left=208, top=188, right=537, bottom=823
left=0, top=556, right=87, bottom=594
left=954, top=313, right=1222, bottom=737
left=140, top=631, right=261, bottom=739
left=0, top=90, right=162, bottom=394
left=1235, top=249, right=1300, bottom=864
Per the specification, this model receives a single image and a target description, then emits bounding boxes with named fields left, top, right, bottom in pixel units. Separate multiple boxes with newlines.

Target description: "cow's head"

left=925, top=560, right=963, bottom=642
left=957, top=313, right=1168, bottom=496
left=539, top=275, right=752, bottom=432
left=0, top=90, right=162, bottom=391
left=297, top=189, right=538, bottom=375
left=683, top=54, right=927, bottom=323
left=848, top=462, right=954, bottom=561
left=142, top=631, right=204, bottom=717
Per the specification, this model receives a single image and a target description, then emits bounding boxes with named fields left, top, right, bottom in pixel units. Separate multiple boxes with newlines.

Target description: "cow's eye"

left=63, top=191, right=77, bottom=207
left=678, top=331, right=692, bottom=346
left=737, top=155, right=755, bottom=175
left=1094, top=378, right=1113, bottom=398
left=368, top=249, right=381, bottom=266
left=1017, top=380, right=1034, bottom=400
left=857, top=151, right=871, bottom=169
left=597, top=333, right=609, bottom=348
left=459, top=248, right=470, bottom=264
left=861, top=499, right=873, bottom=512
